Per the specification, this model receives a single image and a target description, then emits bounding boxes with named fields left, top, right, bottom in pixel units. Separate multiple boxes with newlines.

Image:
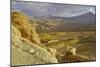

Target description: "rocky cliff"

left=11, top=11, right=58, bottom=66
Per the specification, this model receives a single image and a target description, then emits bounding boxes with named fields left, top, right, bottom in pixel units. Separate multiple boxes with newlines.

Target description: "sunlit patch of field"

left=39, top=31, right=96, bottom=62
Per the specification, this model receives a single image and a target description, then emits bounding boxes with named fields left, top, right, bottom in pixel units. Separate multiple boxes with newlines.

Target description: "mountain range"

left=33, top=12, right=96, bottom=32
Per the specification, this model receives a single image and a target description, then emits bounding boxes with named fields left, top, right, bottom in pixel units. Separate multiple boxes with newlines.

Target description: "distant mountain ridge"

left=45, top=12, right=96, bottom=24
left=33, top=12, right=96, bottom=32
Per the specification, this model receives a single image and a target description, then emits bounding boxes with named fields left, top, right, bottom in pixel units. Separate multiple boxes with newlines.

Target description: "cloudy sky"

left=12, top=1, right=96, bottom=17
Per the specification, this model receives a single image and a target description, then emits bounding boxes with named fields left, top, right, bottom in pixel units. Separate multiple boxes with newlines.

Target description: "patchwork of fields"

left=39, top=31, right=96, bottom=62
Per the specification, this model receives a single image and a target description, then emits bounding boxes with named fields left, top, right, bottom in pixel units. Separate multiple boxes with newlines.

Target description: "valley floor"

left=39, top=31, right=96, bottom=62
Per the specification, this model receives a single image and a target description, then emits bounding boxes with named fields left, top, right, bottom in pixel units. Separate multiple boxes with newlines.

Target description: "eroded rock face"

left=11, top=11, right=58, bottom=66
left=12, top=11, right=41, bottom=44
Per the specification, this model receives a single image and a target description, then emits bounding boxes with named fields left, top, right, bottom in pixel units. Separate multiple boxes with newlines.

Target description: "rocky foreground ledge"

left=11, top=11, right=58, bottom=66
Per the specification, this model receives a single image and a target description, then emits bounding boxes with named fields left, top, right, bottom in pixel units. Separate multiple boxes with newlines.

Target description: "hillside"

left=30, top=12, right=96, bottom=32
left=11, top=11, right=58, bottom=66
left=11, top=11, right=96, bottom=66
